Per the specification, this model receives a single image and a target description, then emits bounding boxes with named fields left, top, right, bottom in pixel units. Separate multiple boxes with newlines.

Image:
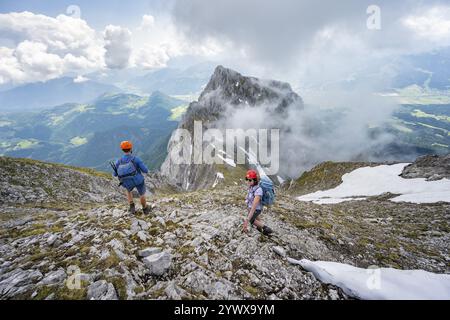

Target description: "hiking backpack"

left=259, top=175, right=275, bottom=206
left=116, top=157, right=138, bottom=181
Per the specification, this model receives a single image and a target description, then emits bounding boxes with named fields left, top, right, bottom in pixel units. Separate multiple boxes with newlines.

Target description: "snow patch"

left=239, top=146, right=268, bottom=178
left=288, top=258, right=450, bottom=300
left=217, top=154, right=236, bottom=167
left=212, top=172, right=225, bottom=188
left=297, top=163, right=450, bottom=204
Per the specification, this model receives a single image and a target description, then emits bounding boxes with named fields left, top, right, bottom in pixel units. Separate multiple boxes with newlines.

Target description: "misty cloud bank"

left=213, top=91, right=397, bottom=178
left=170, top=0, right=450, bottom=176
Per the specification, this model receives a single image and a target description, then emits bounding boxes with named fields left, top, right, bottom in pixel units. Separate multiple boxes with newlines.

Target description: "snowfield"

left=288, top=258, right=450, bottom=300
left=297, top=163, right=450, bottom=204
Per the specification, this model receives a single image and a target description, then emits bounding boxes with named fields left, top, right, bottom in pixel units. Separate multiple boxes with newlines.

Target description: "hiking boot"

left=142, top=205, right=151, bottom=215
left=262, top=226, right=273, bottom=236
left=128, top=203, right=136, bottom=215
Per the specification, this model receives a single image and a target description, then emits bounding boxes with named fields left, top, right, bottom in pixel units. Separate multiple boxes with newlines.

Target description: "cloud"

left=0, top=10, right=226, bottom=84
left=132, top=44, right=171, bottom=69
left=130, top=14, right=224, bottom=70
left=103, top=25, right=132, bottom=69
left=171, top=1, right=449, bottom=173
left=403, top=6, right=450, bottom=43
left=73, top=75, right=89, bottom=83
left=138, top=14, right=155, bottom=31
left=0, top=11, right=104, bottom=84
left=171, top=0, right=449, bottom=86
left=0, top=11, right=101, bottom=57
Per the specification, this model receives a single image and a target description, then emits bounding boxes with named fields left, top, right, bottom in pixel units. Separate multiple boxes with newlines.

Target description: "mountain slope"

left=0, top=157, right=122, bottom=206
left=0, top=156, right=448, bottom=300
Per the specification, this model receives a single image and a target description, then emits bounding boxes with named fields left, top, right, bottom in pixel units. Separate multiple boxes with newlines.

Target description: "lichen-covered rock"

left=39, top=269, right=66, bottom=286
left=400, top=154, right=450, bottom=181
left=143, top=252, right=172, bottom=276
left=87, top=280, right=118, bottom=300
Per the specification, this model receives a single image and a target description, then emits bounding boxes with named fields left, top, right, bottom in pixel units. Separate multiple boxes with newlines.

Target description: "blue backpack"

left=117, top=157, right=138, bottom=182
left=259, top=175, right=275, bottom=206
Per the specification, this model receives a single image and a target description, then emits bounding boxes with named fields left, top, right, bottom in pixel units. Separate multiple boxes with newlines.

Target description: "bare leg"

left=253, top=216, right=264, bottom=229
left=140, top=195, right=147, bottom=208
left=126, top=190, right=133, bottom=204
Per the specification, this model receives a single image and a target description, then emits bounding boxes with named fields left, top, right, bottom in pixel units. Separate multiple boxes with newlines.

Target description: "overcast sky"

left=0, top=0, right=450, bottom=87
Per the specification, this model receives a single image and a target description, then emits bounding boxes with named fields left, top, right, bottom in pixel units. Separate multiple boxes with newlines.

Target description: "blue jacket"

left=113, top=154, right=148, bottom=187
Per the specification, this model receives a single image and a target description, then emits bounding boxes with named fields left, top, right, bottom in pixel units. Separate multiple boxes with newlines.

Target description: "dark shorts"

left=125, top=182, right=146, bottom=196
left=249, top=209, right=262, bottom=225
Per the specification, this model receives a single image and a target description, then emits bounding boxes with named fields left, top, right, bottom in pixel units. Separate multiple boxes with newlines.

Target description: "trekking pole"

left=109, top=161, right=122, bottom=187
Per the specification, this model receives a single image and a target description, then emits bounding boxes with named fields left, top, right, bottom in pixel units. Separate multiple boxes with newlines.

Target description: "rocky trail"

left=0, top=186, right=342, bottom=300
left=1, top=177, right=449, bottom=300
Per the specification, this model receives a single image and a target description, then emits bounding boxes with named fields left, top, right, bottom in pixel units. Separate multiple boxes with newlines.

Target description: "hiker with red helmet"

left=111, top=141, right=151, bottom=215
left=243, top=169, right=274, bottom=235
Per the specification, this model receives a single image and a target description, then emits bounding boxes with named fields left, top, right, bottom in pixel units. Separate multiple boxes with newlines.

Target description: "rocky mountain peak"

left=184, top=65, right=303, bottom=130
left=161, top=66, right=304, bottom=191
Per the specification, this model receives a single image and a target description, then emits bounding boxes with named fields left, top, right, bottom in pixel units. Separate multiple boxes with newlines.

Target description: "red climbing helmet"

left=246, top=169, right=258, bottom=180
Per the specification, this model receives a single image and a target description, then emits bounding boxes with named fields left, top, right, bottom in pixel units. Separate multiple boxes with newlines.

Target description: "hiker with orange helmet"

left=243, top=169, right=274, bottom=235
left=112, top=141, right=150, bottom=215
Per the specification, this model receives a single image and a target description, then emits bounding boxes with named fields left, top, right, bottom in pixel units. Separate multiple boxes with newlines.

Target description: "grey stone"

left=138, top=247, right=162, bottom=258
left=87, top=280, right=118, bottom=300
left=136, top=231, right=148, bottom=242
left=107, top=239, right=124, bottom=251
left=47, top=234, right=58, bottom=246
left=143, top=252, right=172, bottom=276
left=272, top=246, right=286, bottom=257
left=164, top=281, right=188, bottom=300
left=0, top=269, right=43, bottom=298
left=39, top=269, right=66, bottom=286
left=45, top=293, right=56, bottom=300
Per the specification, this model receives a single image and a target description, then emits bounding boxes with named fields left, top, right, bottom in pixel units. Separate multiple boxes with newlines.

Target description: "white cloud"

left=0, top=10, right=225, bottom=84
left=0, top=11, right=104, bottom=84
left=138, top=14, right=155, bottom=31
left=0, top=11, right=102, bottom=57
left=0, top=47, right=26, bottom=84
left=103, top=25, right=132, bottom=69
left=130, top=14, right=224, bottom=70
left=132, top=44, right=171, bottom=69
left=403, top=6, right=450, bottom=43
left=73, top=75, right=89, bottom=83
left=170, top=0, right=450, bottom=87
left=15, top=41, right=63, bottom=76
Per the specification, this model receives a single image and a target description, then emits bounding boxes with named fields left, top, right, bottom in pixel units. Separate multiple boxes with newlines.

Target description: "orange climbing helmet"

left=120, top=140, right=133, bottom=150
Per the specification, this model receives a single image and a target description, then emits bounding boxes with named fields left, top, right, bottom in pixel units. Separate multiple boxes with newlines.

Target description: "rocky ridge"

left=1, top=157, right=448, bottom=300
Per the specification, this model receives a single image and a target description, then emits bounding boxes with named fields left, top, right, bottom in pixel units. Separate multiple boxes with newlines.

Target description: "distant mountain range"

left=0, top=77, right=122, bottom=113
left=0, top=91, right=188, bottom=171
left=0, top=62, right=216, bottom=114
left=392, top=47, right=450, bottom=90
left=126, top=62, right=215, bottom=96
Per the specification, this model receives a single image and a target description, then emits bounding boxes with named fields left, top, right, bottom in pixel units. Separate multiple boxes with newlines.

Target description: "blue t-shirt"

left=246, top=185, right=263, bottom=210
left=113, top=154, right=148, bottom=186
